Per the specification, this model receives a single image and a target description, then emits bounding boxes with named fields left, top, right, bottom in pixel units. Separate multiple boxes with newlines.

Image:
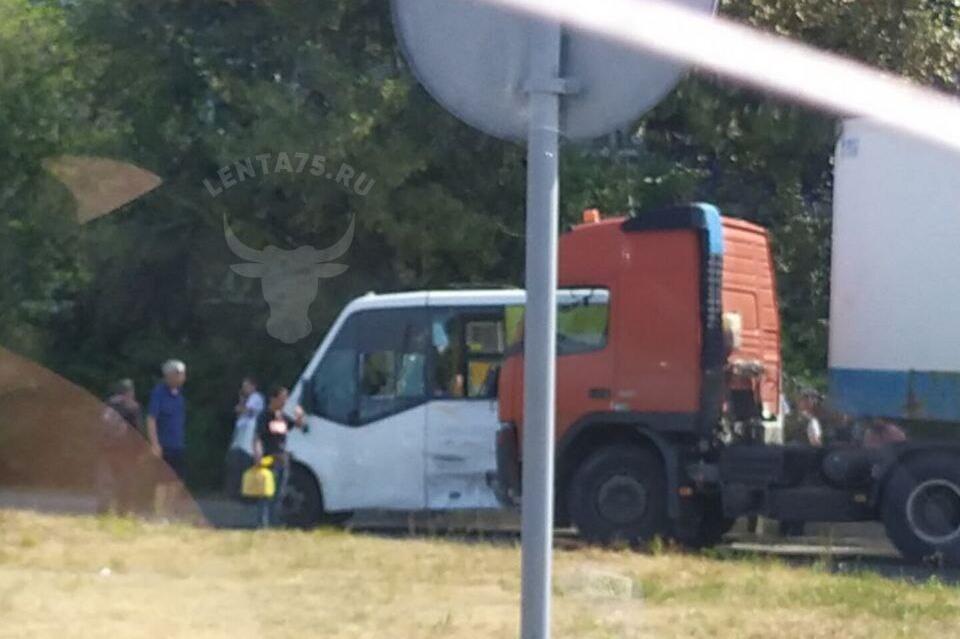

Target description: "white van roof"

left=346, top=289, right=526, bottom=311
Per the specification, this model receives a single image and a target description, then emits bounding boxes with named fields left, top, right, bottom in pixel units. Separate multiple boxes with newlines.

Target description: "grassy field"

left=0, top=510, right=958, bottom=638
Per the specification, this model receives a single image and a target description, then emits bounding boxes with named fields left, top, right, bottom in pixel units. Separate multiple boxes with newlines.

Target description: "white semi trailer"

left=830, top=118, right=960, bottom=423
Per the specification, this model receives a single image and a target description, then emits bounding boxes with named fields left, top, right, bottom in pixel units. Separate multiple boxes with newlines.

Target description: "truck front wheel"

left=567, top=446, right=668, bottom=545
left=882, top=453, right=960, bottom=564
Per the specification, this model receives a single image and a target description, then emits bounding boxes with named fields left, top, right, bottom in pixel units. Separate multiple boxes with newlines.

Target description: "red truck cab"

left=496, top=203, right=782, bottom=544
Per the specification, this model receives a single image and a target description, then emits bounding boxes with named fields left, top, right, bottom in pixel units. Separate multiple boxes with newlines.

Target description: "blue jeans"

left=257, top=459, right=288, bottom=528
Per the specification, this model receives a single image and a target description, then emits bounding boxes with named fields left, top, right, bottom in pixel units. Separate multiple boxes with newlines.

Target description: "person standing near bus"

left=96, top=378, right=143, bottom=515
left=234, top=375, right=265, bottom=434
left=225, top=375, right=265, bottom=496
left=146, top=359, right=187, bottom=518
left=252, top=385, right=306, bottom=528
left=796, top=387, right=824, bottom=447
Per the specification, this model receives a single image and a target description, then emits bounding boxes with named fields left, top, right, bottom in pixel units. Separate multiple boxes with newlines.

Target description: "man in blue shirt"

left=147, top=359, right=187, bottom=518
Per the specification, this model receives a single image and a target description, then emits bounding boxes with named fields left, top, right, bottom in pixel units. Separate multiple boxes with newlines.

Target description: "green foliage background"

left=2, top=0, right=958, bottom=488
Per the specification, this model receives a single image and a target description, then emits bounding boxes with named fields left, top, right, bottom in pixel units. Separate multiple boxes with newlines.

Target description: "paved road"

left=0, top=486, right=891, bottom=541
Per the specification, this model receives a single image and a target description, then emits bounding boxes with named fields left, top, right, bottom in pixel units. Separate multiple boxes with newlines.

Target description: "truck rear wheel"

left=567, top=446, right=668, bottom=545
left=882, top=453, right=960, bottom=564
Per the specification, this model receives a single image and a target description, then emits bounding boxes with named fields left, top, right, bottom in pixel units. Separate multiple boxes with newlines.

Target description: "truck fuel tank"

left=719, top=444, right=821, bottom=488
left=820, top=447, right=875, bottom=488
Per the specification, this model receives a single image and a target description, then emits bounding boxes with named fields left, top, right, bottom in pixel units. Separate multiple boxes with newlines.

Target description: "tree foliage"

left=2, top=0, right=959, bottom=486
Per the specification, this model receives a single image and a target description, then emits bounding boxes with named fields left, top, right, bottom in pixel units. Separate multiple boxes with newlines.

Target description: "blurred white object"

left=491, top=0, right=960, bottom=152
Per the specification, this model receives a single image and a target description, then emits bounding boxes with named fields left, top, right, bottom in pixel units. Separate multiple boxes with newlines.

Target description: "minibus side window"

left=310, top=317, right=359, bottom=425
left=430, top=307, right=505, bottom=399
left=431, top=310, right=465, bottom=398
left=464, top=317, right=505, bottom=397
left=356, top=308, right=429, bottom=422
left=310, top=307, right=430, bottom=425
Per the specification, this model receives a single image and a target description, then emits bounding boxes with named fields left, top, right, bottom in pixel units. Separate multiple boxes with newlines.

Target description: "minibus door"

left=424, top=309, right=505, bottom=510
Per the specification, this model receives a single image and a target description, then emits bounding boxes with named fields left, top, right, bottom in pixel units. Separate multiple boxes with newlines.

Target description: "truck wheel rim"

left=906, top=479, right=960, bottom=545
left=597, top=475, right=648, bottom=524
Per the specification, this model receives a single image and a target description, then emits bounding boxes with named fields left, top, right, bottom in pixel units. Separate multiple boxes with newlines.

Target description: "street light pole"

left=391, top=4, right=715, bottom=637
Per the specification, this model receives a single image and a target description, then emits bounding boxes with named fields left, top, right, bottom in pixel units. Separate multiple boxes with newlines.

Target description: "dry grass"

left=0, top=509, right=957, bottom=638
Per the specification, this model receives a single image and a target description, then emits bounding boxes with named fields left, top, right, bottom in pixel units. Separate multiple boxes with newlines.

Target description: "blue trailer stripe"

left=829, top=367, right=960, bottom=422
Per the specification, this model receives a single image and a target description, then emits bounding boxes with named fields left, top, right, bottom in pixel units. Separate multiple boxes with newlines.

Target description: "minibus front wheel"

left=282, top=462, right=352, bottom=528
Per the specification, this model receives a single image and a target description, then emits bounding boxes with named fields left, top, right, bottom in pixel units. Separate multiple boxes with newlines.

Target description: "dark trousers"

left=257, top=457, right=288, bottom=528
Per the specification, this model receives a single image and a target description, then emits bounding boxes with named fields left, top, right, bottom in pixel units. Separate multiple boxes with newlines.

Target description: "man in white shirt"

left=798, top=388, right=824, bottom=447
left=233, top=376, right=265, bottom=449
left=224, top=375, right=265, bottom=497
left=781, top=388, right=824, bottom=537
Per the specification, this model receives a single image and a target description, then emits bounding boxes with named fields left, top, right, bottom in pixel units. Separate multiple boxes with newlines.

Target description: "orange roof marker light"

left=582, top=208, right=602, bottom=224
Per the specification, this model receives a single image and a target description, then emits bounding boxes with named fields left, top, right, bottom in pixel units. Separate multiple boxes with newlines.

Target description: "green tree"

left=0, top=0, right=115, bottom=356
